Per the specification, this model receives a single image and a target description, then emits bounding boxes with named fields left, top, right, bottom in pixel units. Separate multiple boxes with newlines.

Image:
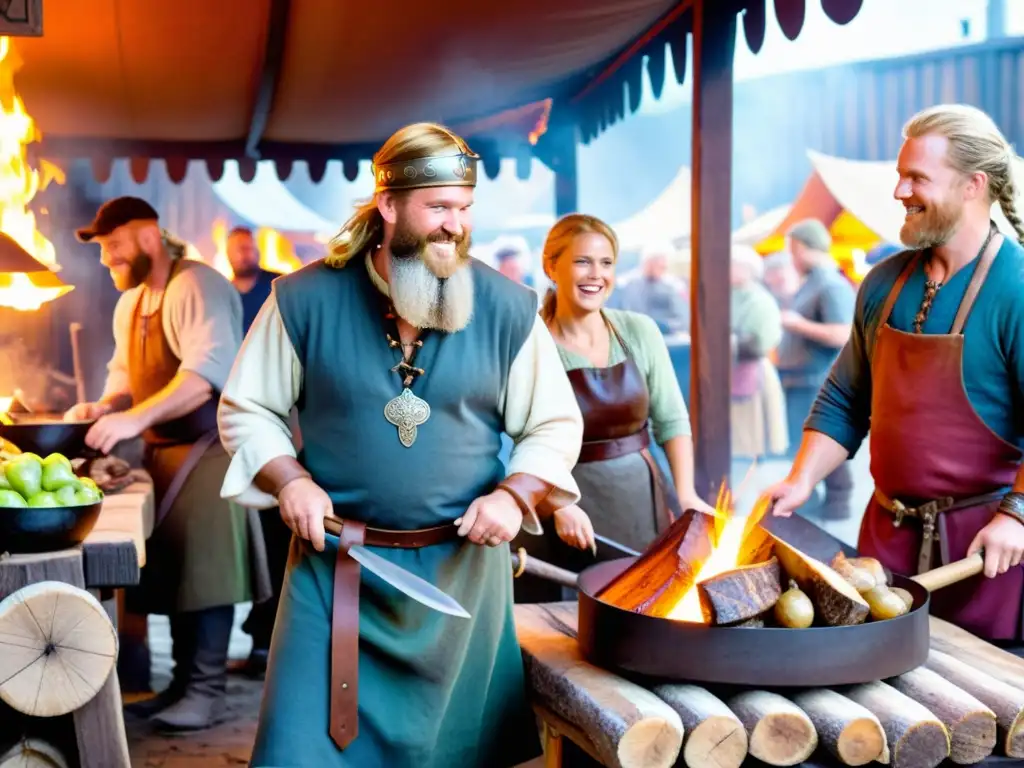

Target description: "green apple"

left=54, top=483, right=81, bottom=506
left=0, top=466, right=11, bottom=490
left=0, top=488, right=26, bottom=507
left=75, top=484, right=102, bottom=505
left=41, top=457, right=78, bottom=492
left=27, top=491, right=58, bottom=507
left=78, top=476, right=99, bottom=492
left=4, top=454, right=42, bottom=499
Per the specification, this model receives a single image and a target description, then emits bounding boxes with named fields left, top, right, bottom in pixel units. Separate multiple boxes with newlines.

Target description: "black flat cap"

left=75, top=196, right=159, bottom=243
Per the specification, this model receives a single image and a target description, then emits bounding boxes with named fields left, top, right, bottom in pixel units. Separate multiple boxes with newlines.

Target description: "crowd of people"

left=56, top=102, right=1024, bottom=767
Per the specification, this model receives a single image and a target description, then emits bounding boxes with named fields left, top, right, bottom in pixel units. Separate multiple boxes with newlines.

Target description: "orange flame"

left=195, top=218, right=302, bottom=279
left=0, top=36, right=71, bottom=311
left=665, top=485, right=773, bottom=623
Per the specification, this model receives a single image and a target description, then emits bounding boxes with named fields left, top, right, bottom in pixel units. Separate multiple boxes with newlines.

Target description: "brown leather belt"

left=577, top=428, right=650, bottom=463
left=328, top=519, right=460, bottom=749
left=873, top=487, right=1007, bottom=573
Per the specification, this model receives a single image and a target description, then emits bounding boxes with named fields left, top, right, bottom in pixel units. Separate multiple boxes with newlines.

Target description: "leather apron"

left=512, top=316, right=673, bottom=603
left=857, top=235, right=1023, bottom=641
left=124, top=261, right=255, bottom=614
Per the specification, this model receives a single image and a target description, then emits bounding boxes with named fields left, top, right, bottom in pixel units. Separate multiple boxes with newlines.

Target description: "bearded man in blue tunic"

left=216, top=122, right=584, bottom=767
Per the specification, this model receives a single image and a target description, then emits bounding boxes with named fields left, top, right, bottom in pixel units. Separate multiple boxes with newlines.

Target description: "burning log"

left=771, top=536, right=869, bottom=626
left=886, top=666, right=996, bottom=764
left=924, top=649, right=1024, bottom=758
left=651, top=684, right=748, bottom=768
left=726, top=690, right=818, bottom=766
left=515, top=603, right=683, bottom=768
left=595, top=509, right=716, bottom=616
left=842, top=681, right=950, bottom=768
left=790, top=689, right=887, bottom=766
left=695, top=557, right=781, bottom=625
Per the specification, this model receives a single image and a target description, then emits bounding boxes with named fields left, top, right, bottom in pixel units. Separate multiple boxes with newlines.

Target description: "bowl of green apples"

left=0, top=451, right=105, bottom=553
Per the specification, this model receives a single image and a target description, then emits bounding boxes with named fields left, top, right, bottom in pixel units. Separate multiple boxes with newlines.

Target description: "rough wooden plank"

left=514, top=603, right=683, bottom=768
left=929, top=616, right=1024, bottom=691
left=88, top=475, right=153, bottom=565
left=72, top=669, right=130, bottom=768
left=80, top=536, right=138, bottom=589
left=0, top=550, right=84, bottom=598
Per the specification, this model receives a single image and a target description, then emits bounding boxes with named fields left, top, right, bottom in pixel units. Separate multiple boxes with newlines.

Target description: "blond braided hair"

left=904, top=104, right=1024, bottom=243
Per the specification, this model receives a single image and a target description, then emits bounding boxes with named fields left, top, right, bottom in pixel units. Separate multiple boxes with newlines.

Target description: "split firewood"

left=842, top=680, right=950, bottom=768
left=790, top=689, right=887, bottom=766
left=886, top=666, right=996, bottom=764
left=696, top=557, right=781, bottom=625
left=771, top=536, right=869, bottom=626
left=652, top=684, right=748, bottom=768
left=0, top=581, right=117, bottom=717
left=596, top=509, right=716, bottom=616
left=925, top=649, right=1024, bottom=758
left=514, top=603, right=683, bottom=768
left=0, top=739, right=69, bottom=768
left=726, top=690, right=817, bottom=766
left=929, top=617, right=1024, bottom=691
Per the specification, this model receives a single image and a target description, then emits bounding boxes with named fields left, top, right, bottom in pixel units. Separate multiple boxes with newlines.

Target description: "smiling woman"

left=511, top=213, right=715, bottom=604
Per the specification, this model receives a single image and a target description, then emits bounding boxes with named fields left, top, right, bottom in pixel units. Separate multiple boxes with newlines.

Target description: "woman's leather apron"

left=858, top=235, right=1023, bottom=641
left=124, top=261, right=256, bottom=614
left=512, top=316, right=674, bottom=603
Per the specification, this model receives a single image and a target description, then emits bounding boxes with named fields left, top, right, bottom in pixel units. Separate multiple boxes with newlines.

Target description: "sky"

left=640, top=0, right=1023, bottom=114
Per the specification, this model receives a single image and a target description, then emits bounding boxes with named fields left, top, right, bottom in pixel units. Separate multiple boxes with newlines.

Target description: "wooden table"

left=0, top=473, right=153, bottom=768
left=515, top=602, right=1024, bottom=768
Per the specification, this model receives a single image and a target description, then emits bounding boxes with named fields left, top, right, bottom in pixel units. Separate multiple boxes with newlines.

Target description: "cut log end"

left=729, top=691, right=817, bottom=767
left=835, top=718, right=888, bottom=766
left=843, top=681, right=950, bottom=768
left=697, top=557, right=782, bottom=625
left=683, top=716, right=748, bottom=768
left=791, top=689, right=886, bottom=766
left=0, top=581, right=117, bottom=718
left=893, top=722, right=952, bottom=768
left=0, top=739, right=69, bottom=768
left=617, top=717, right=685, bottom=768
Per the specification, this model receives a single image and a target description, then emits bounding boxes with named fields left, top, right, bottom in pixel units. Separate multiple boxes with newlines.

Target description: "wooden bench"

left=0, top=473, right=153, bottom=768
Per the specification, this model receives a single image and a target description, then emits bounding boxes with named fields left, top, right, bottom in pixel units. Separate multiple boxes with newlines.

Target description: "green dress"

left=250, top=259, right=542, bottom=767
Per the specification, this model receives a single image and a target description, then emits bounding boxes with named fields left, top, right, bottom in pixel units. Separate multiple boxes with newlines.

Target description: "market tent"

left=612, top=165, right=692, bottom=250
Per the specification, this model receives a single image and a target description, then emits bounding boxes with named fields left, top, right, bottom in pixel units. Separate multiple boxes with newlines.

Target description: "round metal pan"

left=0, top=416, right=97, bottom=458
left=576, top=556, right=931, bottom=687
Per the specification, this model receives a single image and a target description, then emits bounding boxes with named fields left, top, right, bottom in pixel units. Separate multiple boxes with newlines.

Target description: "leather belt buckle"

left=892, top=499, right=907, bottom=527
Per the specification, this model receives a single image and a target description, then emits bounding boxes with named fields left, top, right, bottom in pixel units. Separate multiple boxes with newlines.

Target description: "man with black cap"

left=64, top=196, right=251, bottom=731
left=774, top=218, right=856, bottom=520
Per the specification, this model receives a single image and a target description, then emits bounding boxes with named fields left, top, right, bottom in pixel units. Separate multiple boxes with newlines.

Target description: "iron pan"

left=0, top=501, right=103, bottom=553
left=577, top=557, right=931, bottom=687
left=0, top=418, right=97, bottom=459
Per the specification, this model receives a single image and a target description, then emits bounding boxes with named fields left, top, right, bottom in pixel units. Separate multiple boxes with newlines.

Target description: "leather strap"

left=874, top=253, right=920, bottom=346
left=330, top=520, right=366, bottom=750
left=326, top=519, right=461, bottom=750
left=577, top=428, right=650, bottom=463
left=496, top=473, right=556, bottom=534
left=152, top=428, right=219, bottom=529
left=873, top=486, right=1007, bottom=573
left=950, top=228, right=1002, bottom=334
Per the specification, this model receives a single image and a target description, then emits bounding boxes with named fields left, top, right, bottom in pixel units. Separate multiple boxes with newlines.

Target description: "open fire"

left=190, top=218, right=303, bottom=279
left=0, top=36, right=70, bottom=311
left=664, top=486, right=772, bottom=623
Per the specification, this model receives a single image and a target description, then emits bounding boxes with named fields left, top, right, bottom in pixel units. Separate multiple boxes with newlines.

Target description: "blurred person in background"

left=762, top=250, right=801, bottom=308
left=512, top=214, right=714, bottom=604
left=730, top=245, right=787, bottom=462
left=611, top=240, right=689, bottom=334
left=227, top=226, right=282, bottom=334
left=775, top=219, right=856, bottom=520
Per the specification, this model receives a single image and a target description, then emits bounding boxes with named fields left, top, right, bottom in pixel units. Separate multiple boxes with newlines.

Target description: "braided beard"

left=388, top=225, right=474, bottom=332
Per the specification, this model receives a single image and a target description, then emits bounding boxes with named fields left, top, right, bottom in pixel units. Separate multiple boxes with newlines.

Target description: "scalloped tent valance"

left=16, top=0, right=862, bottom=185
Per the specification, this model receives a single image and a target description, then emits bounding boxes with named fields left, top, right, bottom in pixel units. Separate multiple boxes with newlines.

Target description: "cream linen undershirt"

left=102, top=259, right=244, bottom=398
left=216, top=256, right=584, bottom=535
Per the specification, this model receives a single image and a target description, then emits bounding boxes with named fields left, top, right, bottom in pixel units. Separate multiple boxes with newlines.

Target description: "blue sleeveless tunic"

left=250, top=257, right=542, bottom=767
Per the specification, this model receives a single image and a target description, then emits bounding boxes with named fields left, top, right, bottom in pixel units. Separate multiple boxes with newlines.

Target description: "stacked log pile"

left=515, top=604, right=1024, bottom=768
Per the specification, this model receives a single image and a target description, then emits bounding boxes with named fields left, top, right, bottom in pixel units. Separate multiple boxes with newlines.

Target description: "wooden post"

left=534, top=117, right=579, bottom=218
left=688, top=0, right=736, bottom=500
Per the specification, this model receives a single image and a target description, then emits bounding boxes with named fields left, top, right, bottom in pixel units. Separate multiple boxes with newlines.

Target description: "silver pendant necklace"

left=382, top=316, right=430, bottom=448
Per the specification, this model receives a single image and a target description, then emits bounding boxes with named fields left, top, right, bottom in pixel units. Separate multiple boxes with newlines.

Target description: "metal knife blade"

left=594, top=533, right=640, bottom=558
left=346, top=544, right=471, bottom=619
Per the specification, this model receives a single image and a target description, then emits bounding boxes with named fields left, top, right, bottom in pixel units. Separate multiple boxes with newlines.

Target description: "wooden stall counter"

left=515, top=602, right=1024, bottom=768
left=0, top=472, right=153, bottom=768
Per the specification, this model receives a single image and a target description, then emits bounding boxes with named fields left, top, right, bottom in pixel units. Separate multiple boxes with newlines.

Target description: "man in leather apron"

left=65, top=197, right=251, bottom=728
left=765, top=104, right=1024, bottom=643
